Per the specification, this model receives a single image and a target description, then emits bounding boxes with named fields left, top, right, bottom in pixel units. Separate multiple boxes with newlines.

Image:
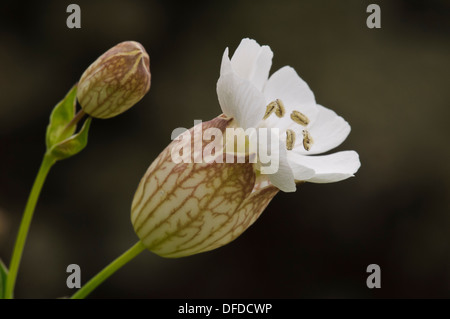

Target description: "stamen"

left=302, top=130, right=313, bottom=151
left=291, top=110, right=309, bottom=126
left=286, top=129, right=295, bottom=150
left=274, top=99, right=285, bottom=118
left=263, top=101, right=277, bottom=120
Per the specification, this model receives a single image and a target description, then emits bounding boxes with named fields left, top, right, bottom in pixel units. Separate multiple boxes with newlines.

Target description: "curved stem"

left=5, top=153, right=56, bottom=299
left=71, top=241, right=146, bottom=299
left=64, top=109, right=86, bottom=133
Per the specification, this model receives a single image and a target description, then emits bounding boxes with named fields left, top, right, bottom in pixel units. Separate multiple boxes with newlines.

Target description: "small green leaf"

left=0, top=258, right=8, bottom=299
left=46, top=85, right=78, bottom=150
left=48, top=117, right=92, bottom=161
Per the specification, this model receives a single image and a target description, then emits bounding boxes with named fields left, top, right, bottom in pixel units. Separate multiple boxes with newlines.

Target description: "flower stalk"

left=4, top=153, right=56, bottom=299
left=4, top=40, right=151, bottom=298
left=71, top=241, right=146, bottom=299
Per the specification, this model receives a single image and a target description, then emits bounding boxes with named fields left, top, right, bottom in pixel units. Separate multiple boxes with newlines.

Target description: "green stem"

left=62, top=109, right=86, bottom=136
left=71, top=241, right=146, bottom=299
left=5, top=153, right=56, bottom=299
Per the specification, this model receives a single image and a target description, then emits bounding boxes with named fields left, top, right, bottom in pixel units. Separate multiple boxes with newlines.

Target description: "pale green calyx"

left=46, top=85, right=92, bottom=161
left=131, top=117, right=279, bottom=258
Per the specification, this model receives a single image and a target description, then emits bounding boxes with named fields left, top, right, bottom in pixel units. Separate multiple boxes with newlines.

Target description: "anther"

left=274, top=99, right=285, bottom=118
left=302, top=130, right=313, bottom=151
left=291, top=110, right=309, bottom=126
left=263, top=101, right=277, bottom=120
left=286, top=129, right=295, bottom=150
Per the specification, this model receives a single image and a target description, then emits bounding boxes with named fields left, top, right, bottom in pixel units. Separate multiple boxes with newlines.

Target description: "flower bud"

left=131, top=116, right=279, bottom=258
left=77, top=41, right=151, bottom=119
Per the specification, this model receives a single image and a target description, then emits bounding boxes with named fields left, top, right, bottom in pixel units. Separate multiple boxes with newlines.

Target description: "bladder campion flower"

left=77, top=41, right=151, bottom=119
left=217, top=38, right=360, bottom=191
left=131, top=38, right=360, bottom=258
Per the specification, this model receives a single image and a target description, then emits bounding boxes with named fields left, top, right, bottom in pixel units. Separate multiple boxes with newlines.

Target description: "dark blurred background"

left=0, top=0, right=449, bottom=298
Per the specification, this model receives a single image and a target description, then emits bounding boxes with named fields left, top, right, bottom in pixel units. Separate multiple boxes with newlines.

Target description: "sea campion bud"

left=77, top=41, right=151, bottom=119
left=131, top=116, right=279, bottom=258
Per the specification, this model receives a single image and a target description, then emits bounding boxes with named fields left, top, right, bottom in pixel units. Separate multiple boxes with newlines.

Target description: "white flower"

left=217, top=38, right=361, bottom=192
left=130, top=38, right=361, bottom=258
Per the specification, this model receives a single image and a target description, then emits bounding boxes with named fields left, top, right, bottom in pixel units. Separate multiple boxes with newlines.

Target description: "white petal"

left=295, top=104, right=351, bottom=155
left=217, top=73, right=266, bottom=129
left=268, top=155, right=296, bottom=192
left=285, top=155, right=316, bottom=181
left=259, top=129, right=296, bottom=192
left=230, top=38, right=273, bottom=91
left=288, top=151, right=361, bottom=183
left=220, top=48, right=232, bottom=76
left=263, top=66, right=318, bottom=127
